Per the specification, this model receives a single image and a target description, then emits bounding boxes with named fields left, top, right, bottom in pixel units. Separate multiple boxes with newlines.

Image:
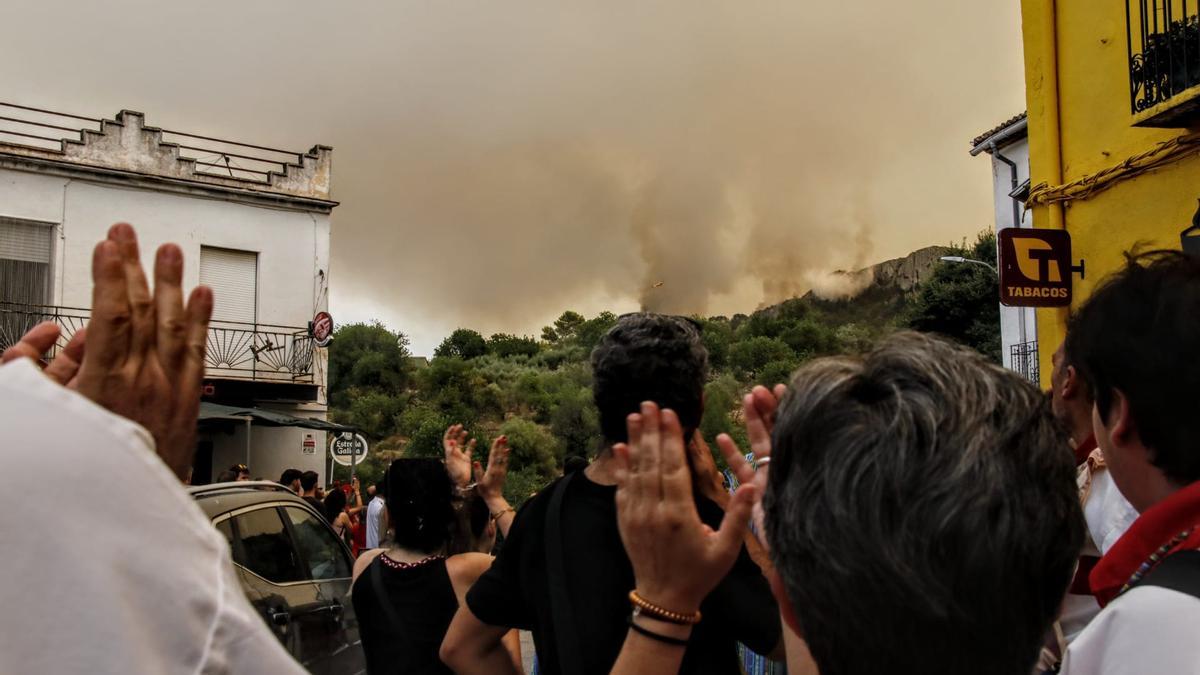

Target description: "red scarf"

left=1089, top=480, right=1200, bottom=606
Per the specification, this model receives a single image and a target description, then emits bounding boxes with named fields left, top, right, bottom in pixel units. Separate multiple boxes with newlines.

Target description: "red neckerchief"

left=1089, top=480, right=1200, bottom=607
left=1073, top=434, right=1098, bottom=467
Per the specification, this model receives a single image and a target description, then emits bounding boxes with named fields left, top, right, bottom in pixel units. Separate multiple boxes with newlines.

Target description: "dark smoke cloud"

left=0, top=0, right=1024, bottom=353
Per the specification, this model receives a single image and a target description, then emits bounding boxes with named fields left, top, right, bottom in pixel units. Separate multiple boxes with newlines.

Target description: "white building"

left=970, top=112, right=1040, bottom=384
left=0, top=101, right=343, bottom=484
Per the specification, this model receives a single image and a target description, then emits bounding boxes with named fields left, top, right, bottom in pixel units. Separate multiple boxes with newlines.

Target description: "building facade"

left=1020, top=0, right=1200, bottom=383
left=970, top=113, right=1040, bottom=384
left=0, top=102, right=337, bottom=484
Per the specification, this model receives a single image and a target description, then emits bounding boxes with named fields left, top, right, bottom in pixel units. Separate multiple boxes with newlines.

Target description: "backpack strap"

left=1137, top=549, right=1200, bottom=599
left=545, top=472, right=585, bottom=674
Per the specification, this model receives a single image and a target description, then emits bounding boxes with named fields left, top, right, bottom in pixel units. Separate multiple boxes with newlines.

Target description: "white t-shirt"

left=0, top=359, right=305, bottom=674
left=1084, top=468, right=1139, bottom=556
left=1061, top=584, right=1200, bottom=674
left=1060, top=465, right=1140, bottom=641
left=366, top=495, right=385, bottom=549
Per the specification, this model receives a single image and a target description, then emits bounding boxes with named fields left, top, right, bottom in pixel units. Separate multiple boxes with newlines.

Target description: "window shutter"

left=0, top=218, right=52, bottom=263
left=200, top=247, right=258, bottom=323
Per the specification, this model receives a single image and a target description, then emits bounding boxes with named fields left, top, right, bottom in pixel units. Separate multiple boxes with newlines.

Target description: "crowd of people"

left=2, top=222, right=1199, bottom=675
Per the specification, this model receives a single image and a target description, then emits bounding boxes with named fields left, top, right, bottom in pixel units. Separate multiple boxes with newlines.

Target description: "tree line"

left=329, top=231, right=1000, bottom=504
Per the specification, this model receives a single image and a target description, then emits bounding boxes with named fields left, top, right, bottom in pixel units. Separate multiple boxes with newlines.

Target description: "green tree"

left=698, top=317, right=734, bottom=371
left=396, top=404, right=451, bottom=458
left=327, top=322, right=411, bottom=409
left=728, top=336, right=793, bottom=378
left=541, top=311, right=586, bottom=343
left=486, top=333, right=540, bottom=358
left=548, top=385, right=601, bottom=458
left=338, top=389, right=407, bottom=440
left=573, top=311, right=619, bottom=351
left=906, top=230, right=1001, bottom=362
left=500, top=417, right=562, bottom=478
left=435, top=328, right=488, bottom=360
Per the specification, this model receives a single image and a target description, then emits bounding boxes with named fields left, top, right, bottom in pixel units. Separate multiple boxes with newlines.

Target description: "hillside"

left=328, top=234, right=995, bottom=503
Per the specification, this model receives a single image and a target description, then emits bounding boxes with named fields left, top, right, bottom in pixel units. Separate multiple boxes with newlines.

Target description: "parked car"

left=189, top=481, right=365, bottom=675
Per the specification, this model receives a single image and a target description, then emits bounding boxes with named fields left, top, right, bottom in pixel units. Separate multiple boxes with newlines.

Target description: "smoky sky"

left=1, top=1, right=1024, bottom=354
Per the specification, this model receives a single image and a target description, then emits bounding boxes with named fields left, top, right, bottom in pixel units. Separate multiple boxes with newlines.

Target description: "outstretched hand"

left=716, top=384, right=785, bottom=548
left=2, top=322, right=88, bottom=386
left=443, top=424, right=477, bottom=488
left=474, top=434, right=511, bottom=504
left=78, top=224, right=213, bottom=480
left=614, top=402, right=758, bottom=614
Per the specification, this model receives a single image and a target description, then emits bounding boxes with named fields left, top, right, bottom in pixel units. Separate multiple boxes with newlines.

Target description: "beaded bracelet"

left=628, top=590, right=702, bottom=625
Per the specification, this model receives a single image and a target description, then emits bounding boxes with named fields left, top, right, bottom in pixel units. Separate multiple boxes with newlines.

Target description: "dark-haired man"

left=1060, top=251, right=1200, bottom=673
left=299, top=470, right=322, bottom=512
left=441, top=313, right=782, bottom=675
left=762, top=332, right=1085, bottom=675
left=279, top=468, right=303, bottom=494
left=1049, top=342, right=1137, bottom=645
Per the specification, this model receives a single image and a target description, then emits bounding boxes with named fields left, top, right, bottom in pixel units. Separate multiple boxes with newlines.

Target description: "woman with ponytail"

left=351, top=434, right=521, bottom=674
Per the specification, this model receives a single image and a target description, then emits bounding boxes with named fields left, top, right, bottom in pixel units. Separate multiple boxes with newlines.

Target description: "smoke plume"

left=0, top=0, right=1024, bottom=352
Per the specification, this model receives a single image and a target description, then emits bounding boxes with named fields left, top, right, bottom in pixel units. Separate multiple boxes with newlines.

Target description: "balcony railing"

left=0, top=302, right=314, bottom=383
left=1128, top=0, right=1200, bottom=122
left=0, top=101, right=310, bottom=185
left=1010, top=340, right=1040, bottom=387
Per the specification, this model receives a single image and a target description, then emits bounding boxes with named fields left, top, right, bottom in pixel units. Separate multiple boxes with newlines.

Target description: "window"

left=214, top=518, right=236, bottom=550
left=0, top=218, right=52, bottom=305
left=284, top=506, right=351, bottom=580
left=199, top=246, right=257, bottom=323
left=232, top=507, right=305, bottom=583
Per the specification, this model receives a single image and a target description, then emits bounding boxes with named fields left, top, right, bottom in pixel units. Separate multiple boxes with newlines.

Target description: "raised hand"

left=443, top=423, right=476, bottom=488
left=1, top=322, right=88, bottom=386
left=474, top=435, right=510, bottom=504
left=72, top=223, right=212, bottom=480
left=614, top=402, right=758, bottom=615
left=715, top=384, right=786, bottom=547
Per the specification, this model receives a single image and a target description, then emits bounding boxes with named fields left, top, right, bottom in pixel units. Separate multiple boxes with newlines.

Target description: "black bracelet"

left=627, top=616, right=690, bottom=647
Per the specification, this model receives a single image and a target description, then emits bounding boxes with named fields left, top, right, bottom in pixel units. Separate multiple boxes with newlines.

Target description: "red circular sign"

left=312, top=311, right=334, bottom=346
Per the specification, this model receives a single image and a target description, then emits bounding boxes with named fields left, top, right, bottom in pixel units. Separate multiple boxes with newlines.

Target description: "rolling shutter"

left=200, top=247, right=257, bottom=323
left=0, top=218, right=52, bottom=305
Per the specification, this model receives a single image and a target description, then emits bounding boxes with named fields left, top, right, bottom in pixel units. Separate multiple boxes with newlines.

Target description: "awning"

left=198, top=402, right=355, bottom=432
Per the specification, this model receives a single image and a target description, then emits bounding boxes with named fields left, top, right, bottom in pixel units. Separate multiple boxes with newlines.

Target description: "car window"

left=284, top=506, right=351, bottom=580
left=232, top=507, right=305, bottom=583
left=214, top=518, right=236, bottom=550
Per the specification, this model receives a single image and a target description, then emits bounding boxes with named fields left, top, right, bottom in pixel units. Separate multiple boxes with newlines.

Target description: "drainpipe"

left=990, top=142, right=1029, bottom=349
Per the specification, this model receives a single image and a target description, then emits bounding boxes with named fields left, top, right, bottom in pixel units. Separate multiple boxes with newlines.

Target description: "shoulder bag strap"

left=545, top=472, right=586, bottom=674
left=1138, top=549, right=1200, bottom=599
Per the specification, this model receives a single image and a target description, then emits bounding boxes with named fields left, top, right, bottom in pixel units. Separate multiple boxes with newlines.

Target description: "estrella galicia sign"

left=999, top=229, right=1073, bottom=307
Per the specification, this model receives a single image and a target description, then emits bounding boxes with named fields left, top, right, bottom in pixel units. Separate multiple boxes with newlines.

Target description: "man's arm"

left=440, top=605, right=519, bottom=675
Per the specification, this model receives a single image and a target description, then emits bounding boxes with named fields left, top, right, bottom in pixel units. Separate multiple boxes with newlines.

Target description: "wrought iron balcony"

left=0, top=302, right=315, bottom=383
left=1128, top=0, right=1200, bottom=125
left=1010, top=340, right=1040, bottom=387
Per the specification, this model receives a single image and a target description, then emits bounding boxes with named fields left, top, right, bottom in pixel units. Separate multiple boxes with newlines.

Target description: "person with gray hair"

left=607, top=332, right=1085, bottom=675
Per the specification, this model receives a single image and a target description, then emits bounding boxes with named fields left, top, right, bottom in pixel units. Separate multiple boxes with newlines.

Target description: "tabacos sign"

left=998, top=229, right=1084, bottom=307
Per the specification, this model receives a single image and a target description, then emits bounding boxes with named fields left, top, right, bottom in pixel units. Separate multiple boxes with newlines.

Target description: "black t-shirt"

left=466, top=472, right=781, bottom=675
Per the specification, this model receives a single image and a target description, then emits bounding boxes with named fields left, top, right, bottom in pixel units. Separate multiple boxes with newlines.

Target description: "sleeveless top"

left=352, top=554, right=459, bottom=675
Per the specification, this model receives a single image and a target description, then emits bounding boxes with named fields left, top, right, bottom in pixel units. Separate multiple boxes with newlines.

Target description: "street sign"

left=302, top=433, right=316, bottom=455
left=330, top=433, right=368, bottom=466
left=998, top=229, right=1077, bottom=307
left=311, top=311, right=334, bottom=348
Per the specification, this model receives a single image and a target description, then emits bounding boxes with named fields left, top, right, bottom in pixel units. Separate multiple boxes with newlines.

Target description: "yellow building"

left=1020, top=0, right=1200, bottom=383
